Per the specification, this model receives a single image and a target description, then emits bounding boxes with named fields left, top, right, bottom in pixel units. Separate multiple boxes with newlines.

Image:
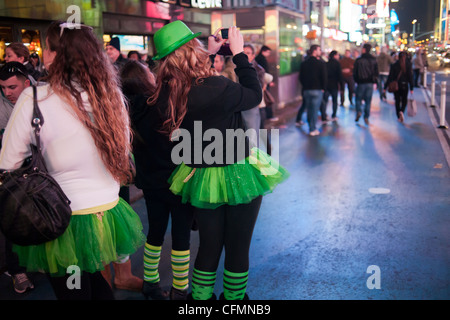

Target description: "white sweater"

left=0, top=85, right=122, bottom=214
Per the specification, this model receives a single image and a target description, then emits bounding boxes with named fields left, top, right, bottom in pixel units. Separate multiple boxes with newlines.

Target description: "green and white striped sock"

left=223, top=269, right=249, bottom=300
left=171, top=249, right=190, bottom=291
left=143, top=243, right=161, bottom=283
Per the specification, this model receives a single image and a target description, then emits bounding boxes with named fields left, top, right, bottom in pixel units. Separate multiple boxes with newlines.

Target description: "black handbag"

left=0, top=86, right=72, bottom=246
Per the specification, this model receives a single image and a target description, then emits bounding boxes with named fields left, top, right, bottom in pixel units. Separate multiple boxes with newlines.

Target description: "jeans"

left=355, top=83, right=374, bottom=119
left=241, top=106, right=261, bottom=148
left=303, top=89, right=324, bottom=132
left=322, top=89, right=339, bottom=118
left=378, top=74, right=388, bottom=99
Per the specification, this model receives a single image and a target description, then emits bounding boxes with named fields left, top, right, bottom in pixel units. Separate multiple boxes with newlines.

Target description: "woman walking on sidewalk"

left=0, top=21, right=145, bottom=300
left=384, top=51, right=414, bottom=123
left=149, top=21, right=289, bottom=300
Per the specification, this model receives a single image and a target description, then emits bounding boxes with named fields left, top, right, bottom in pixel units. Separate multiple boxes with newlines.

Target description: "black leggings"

left=143, top=188, right=193, bottom=251
left=47, top=271, right=114, bottom=300
left=394, top=87, right=409, bottom=118
left=194, top=196, right=262, bottom=273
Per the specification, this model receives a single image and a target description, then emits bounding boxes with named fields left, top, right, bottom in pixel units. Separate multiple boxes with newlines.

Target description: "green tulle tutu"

left=13, top=198, right=146, bottom=276
left=168, top=148, right=289, bottom=209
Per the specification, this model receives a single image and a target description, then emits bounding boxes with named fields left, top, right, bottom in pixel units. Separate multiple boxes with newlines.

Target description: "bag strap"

left=31, top=85, right=44, bottom=151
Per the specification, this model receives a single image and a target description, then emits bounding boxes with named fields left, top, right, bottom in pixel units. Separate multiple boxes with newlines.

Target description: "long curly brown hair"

left=149, top=38, right=217, bottom=137
left=45, top=21, right=132, bottom=184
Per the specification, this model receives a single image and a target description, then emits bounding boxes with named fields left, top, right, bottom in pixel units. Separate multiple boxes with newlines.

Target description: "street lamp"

left=412, top=19, right=417, bottom=45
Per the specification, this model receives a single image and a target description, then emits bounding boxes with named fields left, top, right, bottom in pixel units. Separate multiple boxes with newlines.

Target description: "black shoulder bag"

left=0, top=86, right=72, bottom=246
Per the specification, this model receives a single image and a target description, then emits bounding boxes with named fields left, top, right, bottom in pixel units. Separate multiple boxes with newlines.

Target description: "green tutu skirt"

left=13, top=198, right=146, bottom=276
left=169, top=148, right=289, bottom=209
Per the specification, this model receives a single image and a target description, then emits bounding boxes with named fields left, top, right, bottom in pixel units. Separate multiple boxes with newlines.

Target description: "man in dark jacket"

left=299, top=44, right=327, bottom=136
left=106, top=37, right=129, bottom=71
left=321, top=50, right=343, bottom=121
left=353, top=43, right=379, bottom=125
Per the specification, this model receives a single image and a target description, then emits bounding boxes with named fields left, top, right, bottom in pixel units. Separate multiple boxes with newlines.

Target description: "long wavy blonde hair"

left=45, top=21, right=132, bottom=184
left=149, top=38, right=217, bottom=136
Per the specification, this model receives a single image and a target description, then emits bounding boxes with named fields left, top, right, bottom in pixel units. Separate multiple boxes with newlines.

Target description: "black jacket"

left=326, top=59, right=344, bottom=91
left=130, top=94, right=176, bottom=191
left=353, top=53, right=379, bottom=84
left=384, top=60, right=414, bottom=92
left=299, top=56, right=327, bottom=90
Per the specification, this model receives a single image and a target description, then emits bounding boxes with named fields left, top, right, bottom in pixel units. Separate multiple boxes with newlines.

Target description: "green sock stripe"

left=224, top=269, right=249, bottom=278
left=223, top=275, right=248, bottom=284
left=193, top=269, right=217, bottom=276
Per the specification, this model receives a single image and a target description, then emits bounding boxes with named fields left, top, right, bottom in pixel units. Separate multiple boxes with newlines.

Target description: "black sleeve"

left=221, top=52, right=263, bottom=113
left=321, top=62, right=327, bottom=90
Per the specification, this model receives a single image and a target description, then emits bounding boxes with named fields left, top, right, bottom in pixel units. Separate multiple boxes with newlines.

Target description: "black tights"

left=47, top=271, right=114, bottom=300
left=394, top=88, right=409, bottom=118
left=143, top=188, right=193, bottom=251
left=194, top=196, right=262, bottom=273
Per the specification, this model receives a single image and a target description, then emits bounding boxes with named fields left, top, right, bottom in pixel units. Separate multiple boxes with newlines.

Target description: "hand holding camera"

left=208, top=26, right=243, bottom=56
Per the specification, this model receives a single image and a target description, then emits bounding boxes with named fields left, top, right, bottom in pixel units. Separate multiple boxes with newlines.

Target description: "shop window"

left=0, top=26, right=13, bottom=66
left=21, top=29, right=43, bottom=61
left=279, top=14, right=303, bottom=76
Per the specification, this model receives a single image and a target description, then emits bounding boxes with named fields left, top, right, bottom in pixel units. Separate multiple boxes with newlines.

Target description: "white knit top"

left=0, top=84, right=123, bottom=214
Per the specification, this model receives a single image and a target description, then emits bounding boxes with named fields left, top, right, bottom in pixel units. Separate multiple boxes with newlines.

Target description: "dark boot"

left=219, top=292, right=250, bottom=300
left=170, top=287, right=188, bottom=300
left=142, top=281, right=169, bottom=300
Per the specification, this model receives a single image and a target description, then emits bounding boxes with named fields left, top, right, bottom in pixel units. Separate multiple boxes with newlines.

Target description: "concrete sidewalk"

left=1, top=86, right=449, bottom=301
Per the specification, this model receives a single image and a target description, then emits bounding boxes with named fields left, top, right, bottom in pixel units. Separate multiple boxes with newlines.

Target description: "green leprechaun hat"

left=152, top=20, right=201, bottom=60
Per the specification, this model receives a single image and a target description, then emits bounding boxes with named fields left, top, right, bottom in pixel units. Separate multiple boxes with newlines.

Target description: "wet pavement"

left=0, top=86, right=449, bottom=301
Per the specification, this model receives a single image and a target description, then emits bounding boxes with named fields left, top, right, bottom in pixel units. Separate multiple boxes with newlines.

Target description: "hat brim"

left=153, top=32, right=201, bottom=60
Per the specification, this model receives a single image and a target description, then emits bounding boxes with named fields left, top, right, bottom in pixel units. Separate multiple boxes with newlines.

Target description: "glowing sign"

left=191, top=0, right=222, bottom=9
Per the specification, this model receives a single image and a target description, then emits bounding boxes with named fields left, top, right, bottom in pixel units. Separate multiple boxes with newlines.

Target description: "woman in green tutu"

left=0, top=21, right=145, bottom=299
left=150, top=21, right=289, bottom=300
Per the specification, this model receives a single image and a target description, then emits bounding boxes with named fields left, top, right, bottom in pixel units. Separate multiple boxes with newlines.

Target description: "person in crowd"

left=412, top=49, right=424, bottom=88
left=106, top=37, right=128, bottom=70
left=339, top=49, right=356, bottom=106
left=295, top=49, right=311, bottom=126
left=101, top=40, right=144, bottom=294
left=214, top=55, right=237, bottom=82
left=377, top=46, right=392, bottom=102
left=384, top=51, right=414, bottom=123
left=0, top=62, right=34, bottom=294
left=242, top=43, right=265, bottom=147
left=255, top=45, right=277, bottom=122
left=127, top=50, right=142, bottom=62
left=321, top=50, right=343, bottom=122
left=255, top=45, right=270, bottom=72
left=149, top=21, right=288, bottom=300
left=120, top=59, right=194, bottom=300
left=0, top=20, right=145, bottom=300
left=4, top=42, right=41, bottom=83
left=29, top=52, right=44, bottom=74
left=353, top=43, right=379, bottom=125
left=390, top=51, right=398, bottom=62
left=259, top=72, right=274, bottom=155
left=299, top=44, right=327, bottom=136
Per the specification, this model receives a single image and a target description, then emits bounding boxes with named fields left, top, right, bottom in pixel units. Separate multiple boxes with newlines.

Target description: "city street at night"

left=1, top=86, right=448, bottom=301
left=1, top=0, right=449, bottom=308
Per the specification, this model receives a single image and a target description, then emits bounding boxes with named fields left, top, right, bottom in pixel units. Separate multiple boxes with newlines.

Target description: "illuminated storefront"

left=0, top=0, right=214, bottom=65
left=212, top=2, right=306, bottom=107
